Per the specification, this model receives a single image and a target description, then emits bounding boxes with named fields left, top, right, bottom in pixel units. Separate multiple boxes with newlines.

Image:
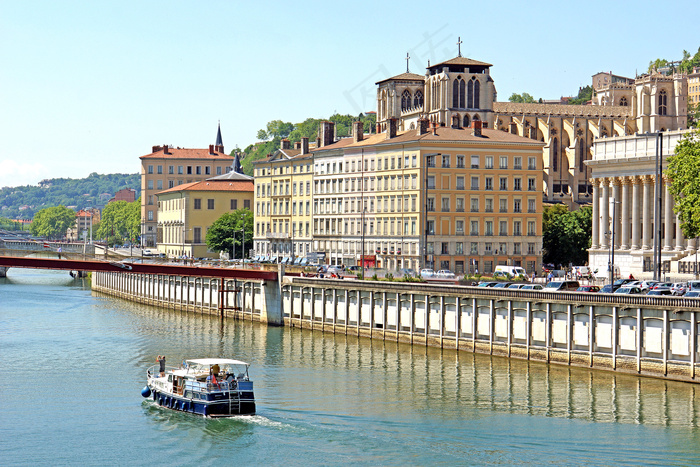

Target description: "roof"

left=313, top=126, right=544, bottom=153
left=375, top=72, right=425, bottom=85
left=428, top=56, right=492, bottom=69
left=140, top=147, right=233, bottom=160
left=156, top=179, right=253, bottom=196
left=253, top=147, right=313, bottom=164
left=493, top=101, right=634, bottom=118
left=187, top=358, right=249, bottom=366
left=208, top=170, right=253, bottom=181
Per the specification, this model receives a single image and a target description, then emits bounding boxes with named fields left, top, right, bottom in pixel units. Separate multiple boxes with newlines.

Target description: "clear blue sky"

left=1, top=0, right=698, bottom=187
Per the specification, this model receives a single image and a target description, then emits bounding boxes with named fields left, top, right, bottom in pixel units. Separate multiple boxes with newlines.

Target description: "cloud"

left=0, top=159, right=48, bottom=187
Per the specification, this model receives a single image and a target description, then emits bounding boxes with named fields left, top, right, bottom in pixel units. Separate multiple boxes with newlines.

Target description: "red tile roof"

left=156, top=179, right=253, bottom=195
left=140, top=147, right=234, bottom=160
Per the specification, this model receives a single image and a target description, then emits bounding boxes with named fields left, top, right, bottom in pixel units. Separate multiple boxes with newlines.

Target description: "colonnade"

left=590, top=175, right=694, bottom=254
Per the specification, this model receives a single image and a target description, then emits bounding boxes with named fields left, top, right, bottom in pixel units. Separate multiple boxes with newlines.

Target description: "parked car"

left=420, top=268, right=435, bottom=278
left=671, top=283, right=688, bottom=295
left=647, top=289, right=673, bottom=296
left=435, top=270, right=456, bottom=279
left=653, top=282, right=674, bottom=290
left=494, top=265, right=528, bottom=279
left=521, top=284, right=543, bottom=290
left=614, top=286, right=644, bottom=294
left=611, top=278, right=636, bottom=292
left=638, top=280, right=659, bottom=292
left=398, top=268, right=416, bottom=277
left=687, top=281, right=700, bottom=292
left=600, top=285, right=614, bottom=293
left=492, top=282, right=513, bottom=288
left=543, top=280, right=580, bottom=292
left=685, top=291, right=700, bottom=297
left=477, top=281, right=499, bottom=287
left=507, top=283, right=527, bottom=289
left=348, top=265, right=362, bottom=273
left=576, top=285, right=600, bottom=293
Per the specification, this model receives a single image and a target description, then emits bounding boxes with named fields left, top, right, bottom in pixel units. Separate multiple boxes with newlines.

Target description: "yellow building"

left=252, top=138, right=314, bottom=263
left=689, top=67, right=700, bottom=106
left=140, top=138, right=233, bottom=247
left=155, top=172, right=253, bottom=259
left=310, top=119, right=544, bottom=274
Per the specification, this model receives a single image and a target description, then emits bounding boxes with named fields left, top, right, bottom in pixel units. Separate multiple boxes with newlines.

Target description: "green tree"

left=205, top=209, right=254, bottom=259
left=688, top=102, right=699, bottom=129
left=667, top=130, right=700, bottom=238
left=648, top=58, right=669, bottom=73
left=542, top=205, right=592, bottom=266
left=30, top=206, right=76, bottom=239
left=508, top=92, right=536, bottom=103
left=568, top=85, right=593, bottom=105
left=96, top=198, right=140, bottom=245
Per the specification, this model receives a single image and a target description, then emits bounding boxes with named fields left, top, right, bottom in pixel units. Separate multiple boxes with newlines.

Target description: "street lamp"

left=606, top=198, right=621, bottom=290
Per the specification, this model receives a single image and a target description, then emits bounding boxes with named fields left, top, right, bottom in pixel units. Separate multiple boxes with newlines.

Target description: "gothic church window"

left=552, top=138, right=559, bottom=172
left=453, top=76, right=465, bottom=108
left=463, top=114, right=470, bottom=128
left=658, top=89, right=667, bottom=116
left=401, top=90, right=412, bottom=111
left=619, top=97, right=628, bottom=106
left=467, top=77, right=480, bottom=108
left=414, top=90, right=423, bottom=108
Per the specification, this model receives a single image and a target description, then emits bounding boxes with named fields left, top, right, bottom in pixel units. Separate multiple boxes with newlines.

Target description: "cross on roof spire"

left=405, top=52, right=410, bottom=73
left=457, top=36, right=462, bottom=57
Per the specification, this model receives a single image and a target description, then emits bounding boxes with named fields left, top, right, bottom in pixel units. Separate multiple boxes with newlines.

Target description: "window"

left=156, top=165, right=162, bottom=174
left=427, top=220, right=435, bottom=235
left=148, top=195, right=153, bottom=205
left=658, top=89, right=667, bottom=115
left=528, top=178, right=536, bottom=191
left=196, top=166, right=201, bottom=175
left=499, top=177, right=507, bottom=190
left=205, top=166, right=210, bottom=175
left=412, top=155, right=417, bottom=167
left=456, top=242, right=464, bottom=254
left=471, top=177, right=479, bottom=190
left=528, top=243, right=535, bottom=254
left=467, top=76, right=480, bottom=108
left=471, top=155, right=479, bottom=169
left=147, top=180, right=153, bottom=190
left=414, top=90, right=423, bottom=107
left=427, top=198, right=435, bottom=211
left=428, top=176, right=435, bottom=189
left=244, top=200, right=250, bottom=209
left=453, top=76, right=465, bottom=108
left=470, top=220, right=479, bottom=236
left=193, top=227, right=201, bottom=244
left=499, top=221, right=507, bottom=236
left=499, top=156, right=508, bottom=169
left=187, top=166, right=192, bottom=175
left=485, top=156, right=493, bottom=169
left=147, top=210, right=153, bottom=221
left=148, top=165, right=153, bottom=174
left=427, top=156, right=435, bottom=167
left=442, top=155, right=450, bottom=168
left=401, top=89, right=412, bottom=111
left=441, top=242, right=449, bottom=254
left=156, top=180, right=162, bottom=190
left=456, top=198, right=465, bottom=212
left=194, top=199, right=201, bottom=210
left=528, top=199, right=536, bottom=213
left=485, top=221, right=493, bottom=236
left=217, top=166, right=222, bottom=175
left=528, top=157, right=536, bottom=170
left=514, top=178, right=522, bottom=191
left=457, top=155, right=465, bottom=168
left=207, top=199, right=214, bottom=210
left=470, top=242, right=478, bottom=254
left=499, top=198, right=507, bottom=213
left=552, top=138, right=559, bottom=172
left=168, top=165, right=174, bottom=174
left=514, top=199, right=521, bottom=213
left=514, top=157, right=522, bottom=170
left=427, top=242, right=434, bottom=254
left=470, top=198, right=479, bottom=212
left=457, top=176, right=465, bottom=190
left=527, top=221, right=536, bottom=236
left=485, top=198, right=493, bottom=213
left=513, top=221, right=522, bottom=236
left=178, top=166, right=183, bottom=174
left=456, top=221, right=464, bottom=235
left=441, top=197, right=450, bottom=212
left=168, top=180, right=174, bottom=188
left=485, top=177, right=493, bottom=190
left=484, top=242, right=492, bottom=253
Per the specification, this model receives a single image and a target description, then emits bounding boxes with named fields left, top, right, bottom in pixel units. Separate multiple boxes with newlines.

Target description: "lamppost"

left=606, top=198, right=621, bottom=290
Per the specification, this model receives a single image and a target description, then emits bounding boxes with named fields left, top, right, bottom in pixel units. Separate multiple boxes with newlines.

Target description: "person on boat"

left=206, top=371, right=218, bottom=388
left=157, top=355, right=166, bottom=377
left=212, top=363, right=220, bottom=376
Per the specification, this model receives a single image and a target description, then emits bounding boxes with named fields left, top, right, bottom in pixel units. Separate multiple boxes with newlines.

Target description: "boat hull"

left=149, top=388, right=256, bottom=416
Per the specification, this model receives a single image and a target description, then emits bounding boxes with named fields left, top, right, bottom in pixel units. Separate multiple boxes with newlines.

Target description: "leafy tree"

left=568, top=85, right=593, bottom=105
left=508, top=92, right=536, bottom=103
left=648, top=58, right=670, bottom=73
left=667, top=130, right=700, bottom=238
left=95, top=198, right=140, bottom=245
left=542, top=205, right=592, bottom=266
left=30, top=206, right=76, bottom=239
left=205, top=209, right=253, bottom=259
left=688, top=102, right=699, bottom=129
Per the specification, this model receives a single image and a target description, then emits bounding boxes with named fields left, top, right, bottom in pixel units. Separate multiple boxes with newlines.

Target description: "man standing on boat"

left=157, top=355, right=166, bottom=377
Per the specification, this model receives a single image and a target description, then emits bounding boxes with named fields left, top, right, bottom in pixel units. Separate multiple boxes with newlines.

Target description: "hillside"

left=0, top=172, right=140, bottom=219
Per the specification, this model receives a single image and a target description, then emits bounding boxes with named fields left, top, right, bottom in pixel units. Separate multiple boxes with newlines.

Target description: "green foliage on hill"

left=0, top=172, right=139, bottom=219
left=568, top=86, right=593, bottom=105
left=239, top=113, right=376, bottom=175
left=508, top=92, right=537, bottom=103
left=648, top=46, right=700, bottom=74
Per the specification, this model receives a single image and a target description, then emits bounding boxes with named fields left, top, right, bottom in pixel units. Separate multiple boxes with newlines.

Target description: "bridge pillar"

left=260, top=264, right=284, bottom=326
left=0, top=267, right=7, bottom=277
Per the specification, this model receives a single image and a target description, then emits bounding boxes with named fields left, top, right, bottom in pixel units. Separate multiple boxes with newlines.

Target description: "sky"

left=1, top=0, right=698, bottom=188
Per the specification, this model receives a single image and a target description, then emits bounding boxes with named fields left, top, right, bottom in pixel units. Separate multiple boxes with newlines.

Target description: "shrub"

left=385, top=273, right=394, bottom=280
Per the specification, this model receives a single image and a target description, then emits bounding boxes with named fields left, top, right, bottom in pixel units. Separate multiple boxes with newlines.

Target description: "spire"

left=233, top=153, right=243, bottom=174
left=215, top=121, right=224, bottom=151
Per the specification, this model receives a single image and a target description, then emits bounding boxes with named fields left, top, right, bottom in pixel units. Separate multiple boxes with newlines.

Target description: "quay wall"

left=93, top=271, right=700, bottom=384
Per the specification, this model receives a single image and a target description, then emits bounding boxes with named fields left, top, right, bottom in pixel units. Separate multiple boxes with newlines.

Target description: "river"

left=1, top=268, right=700, bottom=465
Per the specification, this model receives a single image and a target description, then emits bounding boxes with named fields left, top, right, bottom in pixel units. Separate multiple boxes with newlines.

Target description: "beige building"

left=155, top=171, right=253, bottom=259
left=689, top=67, right=700, bottom=106
left=140, top=140, right=233, bottom=247
left=252, top=138, right=314, bottom=262
left=308, top=118, right=543, bottom=274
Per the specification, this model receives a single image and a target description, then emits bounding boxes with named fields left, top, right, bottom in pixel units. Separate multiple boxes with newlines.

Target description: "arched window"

left=467, top=78, right=473, bottom=108
left=470, top=77, right=480, bottom=108
left=619, top=97, right=628, bottom=106
left=552, top=138, right=559, bottom=172
left=401, top=90, right=412, bottom=111
left=463, top=114, right=470, bottom=128
left=472, top=114, right=480, bottom=122
left=658, top=89, right=667, bottom=116
left=414, top=90, right=423, bottom=108
left=579, top=143, right=585, bottom=172
left=453, top=76, right=465, bottom=108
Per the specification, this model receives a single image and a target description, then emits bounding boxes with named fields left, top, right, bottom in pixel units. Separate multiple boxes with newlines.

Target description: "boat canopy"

left=187, top=358, right=249, bottom=366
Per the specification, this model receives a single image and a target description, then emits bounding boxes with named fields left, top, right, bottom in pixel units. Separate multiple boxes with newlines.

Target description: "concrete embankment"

left=93, top=271, right=700, bottom=384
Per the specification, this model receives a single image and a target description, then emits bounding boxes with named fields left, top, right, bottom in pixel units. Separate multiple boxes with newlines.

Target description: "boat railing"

left=184, top=379, right=240, bottom=393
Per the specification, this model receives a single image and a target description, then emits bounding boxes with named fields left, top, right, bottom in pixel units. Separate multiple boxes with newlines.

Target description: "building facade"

left=140, top=143, right=232, bottom=247
left=155, top=173, right=253, bottom=259
left=689, top=67, right=700, bottom=105
left=252, top=139, right=314, bottom=262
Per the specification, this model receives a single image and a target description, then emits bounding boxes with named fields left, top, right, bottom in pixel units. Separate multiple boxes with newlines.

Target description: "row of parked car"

left=475, top=278, right=700, bottom=296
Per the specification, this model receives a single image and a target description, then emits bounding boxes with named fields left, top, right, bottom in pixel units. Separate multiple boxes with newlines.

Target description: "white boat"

left=142, top=358, right=255, bottom=416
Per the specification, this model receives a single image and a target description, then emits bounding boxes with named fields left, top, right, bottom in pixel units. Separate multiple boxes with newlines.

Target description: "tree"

left=568, top=86, right=593, bottom=105
left=688, top=102, right=699, bottom=129
left=508, top=92, right=536, bottom=103
left=30, top=206, right=76, bottom=239
left=205, top=209, right=254, bottom=259
left=648, top=58, right=669, bottom=73
left=667, top=130, right=700, bottom=239
left=95, top=198, right=140, bottom=246
left=542, top=205, right=592, bottom=266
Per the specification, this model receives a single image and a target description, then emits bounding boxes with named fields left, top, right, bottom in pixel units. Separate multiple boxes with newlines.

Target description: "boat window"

left=167, top=375, right=172, bottom=382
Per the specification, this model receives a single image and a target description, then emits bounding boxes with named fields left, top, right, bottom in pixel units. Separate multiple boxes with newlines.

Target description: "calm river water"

left=2, top=269, right=700, bottom=465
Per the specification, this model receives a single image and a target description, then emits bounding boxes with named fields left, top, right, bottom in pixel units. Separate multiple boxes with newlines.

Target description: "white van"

left=494, top=265, right=528, bottom=278
left=572, top=266, right=591, bottom=278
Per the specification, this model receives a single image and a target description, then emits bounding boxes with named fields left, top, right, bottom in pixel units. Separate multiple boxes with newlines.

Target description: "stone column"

left=591, top=180, right=600, bottom=249
left=612, top=179, right=621, bottom=249
left=676, top=213, right=685, bottom=251
left=642, top=176, right=652, bottom=250
left=600, top=179, right=610, bottom=249
left=664, top=178, right=673, bottom=251
left=620, top=177, right=631, bottom=250
left=631, top=177, right=641, bottom=250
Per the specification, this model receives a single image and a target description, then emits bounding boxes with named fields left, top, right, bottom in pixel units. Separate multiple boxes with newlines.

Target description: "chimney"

left=301, top=137, right=309, bottom=155
left=353, top=121, right=364, bottom=143
left=209, top=144, right=215, bottom=155
left=215, top=144, right=224, bottom=153
left=316, top=136, right=321, bottom=148
left=386, top=117, right=397, bottom=139
left=431, top=120, right=438, bottom=136
left=472, top=120, right=483, bottom=137
left=417, top=118, right=430, bottom=135
left=509, top=122, right=518, bottom=135
left=294, top=141, right=301, bottom=150
left=451, top=114, right=461, bottom=129
left=152, top=145, right=160, bottom=153
left=281, top=139, right=291, bottom=150
left=320, top=121, right=335, bottom=147
left=163, top=144, right=169, bottom=155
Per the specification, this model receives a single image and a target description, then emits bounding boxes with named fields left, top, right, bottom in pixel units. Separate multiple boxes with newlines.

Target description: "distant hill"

left=0, top=172, right=140, bottom=219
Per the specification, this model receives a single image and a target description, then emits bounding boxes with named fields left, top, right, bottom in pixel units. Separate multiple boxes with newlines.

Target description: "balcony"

left=266, top=231, right=290, bottom=239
